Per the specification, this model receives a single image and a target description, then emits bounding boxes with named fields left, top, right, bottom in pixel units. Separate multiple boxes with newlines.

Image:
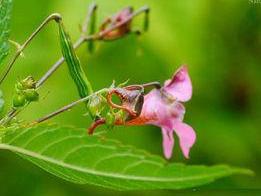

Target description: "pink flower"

left=126, top=66, right=196, bottom=159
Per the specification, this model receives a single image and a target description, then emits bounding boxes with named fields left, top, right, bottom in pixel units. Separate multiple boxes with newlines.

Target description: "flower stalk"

left=31, top=88, right=108, bottom=125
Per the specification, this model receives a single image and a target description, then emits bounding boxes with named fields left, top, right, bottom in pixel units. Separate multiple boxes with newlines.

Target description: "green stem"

left=36, top=5, right=149, bottom=88
left=36, top=3, right=98, bottom=88
left=0, top=13, right=62, bottom=85
left=32, top=88, right=108, bottom=125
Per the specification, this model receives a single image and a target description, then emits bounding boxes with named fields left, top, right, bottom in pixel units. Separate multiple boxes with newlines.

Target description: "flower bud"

left=21, top=76, right=36, bottom=89
left=87, top=94, right=104, bottom=118
left=24, top=89, right=39, bottom=102
left=13, top=93, right=26, bottom=108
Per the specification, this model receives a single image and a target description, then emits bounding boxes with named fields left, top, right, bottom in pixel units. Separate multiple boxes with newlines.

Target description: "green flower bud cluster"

left=13, top=76, right=39, bottom=108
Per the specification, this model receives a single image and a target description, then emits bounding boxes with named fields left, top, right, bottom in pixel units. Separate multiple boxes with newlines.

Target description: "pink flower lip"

left=127, top=65, right=196, bottom=159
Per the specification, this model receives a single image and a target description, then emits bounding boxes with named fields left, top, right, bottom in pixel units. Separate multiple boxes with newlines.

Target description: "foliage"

left=0, top=124, right=253, bottom=190
left=0, top=0, right=12, bottom=65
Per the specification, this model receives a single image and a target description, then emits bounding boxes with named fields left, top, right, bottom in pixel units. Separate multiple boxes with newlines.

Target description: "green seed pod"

left=24, top=89, right=39, bottom=102
left=58, top=22, right=93, bottom=99
left=105, top=112, right=115, bottom=128
left=13, top=94, right=26, bottom=108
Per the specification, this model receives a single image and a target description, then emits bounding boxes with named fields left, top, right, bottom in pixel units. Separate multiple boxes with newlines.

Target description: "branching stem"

left=0, top=13, right=62, bottom=85
left=37, top=5, right=149, bottom=88
left=0, top=5, right=149, bottom=125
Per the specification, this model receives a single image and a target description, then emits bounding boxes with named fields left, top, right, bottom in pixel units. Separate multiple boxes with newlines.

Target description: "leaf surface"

left=0, top=0, right=12, bottom=65
left=0, top=124, right=253, bottom=190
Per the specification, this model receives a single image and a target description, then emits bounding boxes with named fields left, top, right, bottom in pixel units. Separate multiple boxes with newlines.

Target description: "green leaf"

left=0, top=0, right=12, bottom=65
left=0, top=124, right=253, bottom=190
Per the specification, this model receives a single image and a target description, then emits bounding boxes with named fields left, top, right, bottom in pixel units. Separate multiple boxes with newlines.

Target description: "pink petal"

left=172, top=121, right=196, bottom=159
left=170, top=102, right=186, bottom=121
left=164, top=65, right=192, bottom=102
left=161, top=127, right=174, bottom=159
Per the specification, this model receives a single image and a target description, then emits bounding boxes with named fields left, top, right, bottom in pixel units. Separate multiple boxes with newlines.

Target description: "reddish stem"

left=88, top=118, right=106, bottom=135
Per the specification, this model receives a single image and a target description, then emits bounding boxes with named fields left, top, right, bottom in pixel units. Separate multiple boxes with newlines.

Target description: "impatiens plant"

left=0, top=0, right=253, bottom=191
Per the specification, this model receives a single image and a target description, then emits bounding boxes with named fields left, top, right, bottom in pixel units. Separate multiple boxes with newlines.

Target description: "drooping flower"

left=87, top=66, right=196, bottom=159
left=126, top=66, right=196, bottom=159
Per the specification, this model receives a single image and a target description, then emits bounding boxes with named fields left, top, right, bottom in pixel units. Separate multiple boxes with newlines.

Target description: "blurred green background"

left=0, top=0, right=260, bottom=195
